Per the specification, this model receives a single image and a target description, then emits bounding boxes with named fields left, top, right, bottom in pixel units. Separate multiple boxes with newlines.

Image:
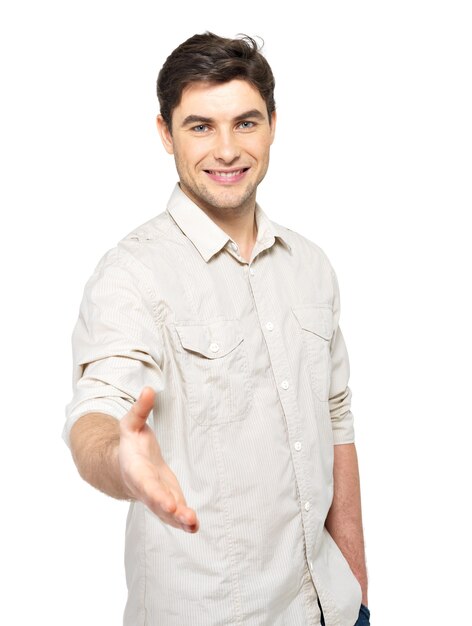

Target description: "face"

left=157, top=79, right=276, bottom=219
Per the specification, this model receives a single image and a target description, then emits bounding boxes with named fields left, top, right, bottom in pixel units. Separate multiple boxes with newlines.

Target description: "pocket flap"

left=291, top=305, right=333, bottom=340
left=175, top=320, right=244, bottom=358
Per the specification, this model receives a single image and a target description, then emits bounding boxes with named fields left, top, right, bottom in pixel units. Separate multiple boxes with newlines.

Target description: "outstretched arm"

left=70, top=386, right=199, bottom=534
left=325, top=442, right=368, bottom=606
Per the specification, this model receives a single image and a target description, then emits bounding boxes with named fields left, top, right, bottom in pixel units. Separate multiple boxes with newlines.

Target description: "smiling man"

left=158, top=80, right=274, bottom=225
left=63, top=33, right=369, bottom=626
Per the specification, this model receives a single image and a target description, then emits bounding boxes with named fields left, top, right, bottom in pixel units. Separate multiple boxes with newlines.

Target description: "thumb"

left=123, top=386, right=156, bottom=432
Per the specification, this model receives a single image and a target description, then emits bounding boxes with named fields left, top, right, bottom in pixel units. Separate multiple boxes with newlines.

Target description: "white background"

left=1, top=1, right=471, bottom=624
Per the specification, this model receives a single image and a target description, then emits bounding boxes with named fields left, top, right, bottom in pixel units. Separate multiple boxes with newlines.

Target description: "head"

left=156, top=32, right=277, bottom=218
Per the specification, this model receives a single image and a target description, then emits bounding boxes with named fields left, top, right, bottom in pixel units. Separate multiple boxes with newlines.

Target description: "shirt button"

left=230, top=241, right=238, bottom=251
left=309, top=561, right=314, bottom=572
left=209, top=342, right=220, bottom=353
left=249, top=267, right=255, bottom=276
left=265, top=322, right=274, bottom=331
left=304, top=501, right=311, bottom=512
left=294, top=441, right=302, bottom=451
left=281, top=379, right=289, bottom=390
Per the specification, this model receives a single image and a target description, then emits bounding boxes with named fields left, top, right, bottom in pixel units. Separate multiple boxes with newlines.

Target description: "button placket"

left=246, top=256, right=314, bottom=567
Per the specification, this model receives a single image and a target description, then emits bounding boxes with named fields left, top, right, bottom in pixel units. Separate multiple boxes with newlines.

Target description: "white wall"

left=1, top=1, right=471, bottom=623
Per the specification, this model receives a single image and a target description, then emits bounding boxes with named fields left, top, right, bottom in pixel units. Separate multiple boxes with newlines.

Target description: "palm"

left=118, top=387, right=199, bottom=533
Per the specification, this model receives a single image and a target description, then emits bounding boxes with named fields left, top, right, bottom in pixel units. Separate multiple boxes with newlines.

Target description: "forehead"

left=174, top=79, right=267, bottom=121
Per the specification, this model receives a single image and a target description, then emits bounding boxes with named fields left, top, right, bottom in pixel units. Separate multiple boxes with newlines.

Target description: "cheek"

left=183, top=136, right=211, bottom=161
left=243, top=136, right=272, bottom=161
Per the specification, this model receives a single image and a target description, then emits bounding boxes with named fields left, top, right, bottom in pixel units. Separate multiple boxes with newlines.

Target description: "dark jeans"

left=319, top=601, right=370, bottom=626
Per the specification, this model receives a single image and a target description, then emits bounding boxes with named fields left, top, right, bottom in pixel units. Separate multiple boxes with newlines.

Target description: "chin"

left=204, top=185, right=256, bottom=212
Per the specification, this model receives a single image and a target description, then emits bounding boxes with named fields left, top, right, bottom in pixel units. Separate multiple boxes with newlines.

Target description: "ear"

left=156, top=115, right=174, bottom=155
left=269, top=110, right=277, bottom=145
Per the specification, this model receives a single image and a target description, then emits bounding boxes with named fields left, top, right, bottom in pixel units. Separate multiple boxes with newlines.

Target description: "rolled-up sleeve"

left=62, top=245, right=165, bottom=448
left=328, top=266, right=355, bottom=445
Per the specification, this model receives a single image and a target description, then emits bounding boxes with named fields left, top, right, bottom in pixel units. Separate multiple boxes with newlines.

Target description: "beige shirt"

left=63, top=183, right=362, bottom=626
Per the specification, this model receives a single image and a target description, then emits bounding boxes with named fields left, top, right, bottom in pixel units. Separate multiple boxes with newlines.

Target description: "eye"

left=238, top=121, right=255, bottom=130
left=192, top=124, right=209, bottom=133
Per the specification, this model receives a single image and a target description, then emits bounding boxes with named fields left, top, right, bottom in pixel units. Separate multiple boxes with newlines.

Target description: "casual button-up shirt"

left=63, top=183, right=362, bottom=626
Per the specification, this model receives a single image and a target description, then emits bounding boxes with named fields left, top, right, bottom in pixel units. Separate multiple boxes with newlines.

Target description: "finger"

left=141, top=479, right=199, bottom=532
left=174, top=504, right=197, bottom=525
left=143, top=491, right=194, bottom=532
left=158, top=469, right=199, bottom=530
left=149, top=499, right=199, bottom=533
left=123, top=386, right=156, bottom=432
left=179, top=512, right=200, bottom=533
left=168, top=507, right=199, bottom=533
left=183, top=522, right=199, bottom=533
left=173, top=503, right=199, bottom=531
left=155, top=475, right=199, bottom=532
left=139, top=477, right=179, bottom=520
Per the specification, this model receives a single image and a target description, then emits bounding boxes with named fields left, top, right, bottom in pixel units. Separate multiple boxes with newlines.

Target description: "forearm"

left=69, top=413, right=131, bottom=501
left=325, top=442, right=368, bottom=606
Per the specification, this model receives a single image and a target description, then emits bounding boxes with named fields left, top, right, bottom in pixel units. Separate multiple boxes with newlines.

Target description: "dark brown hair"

left=157, top=32, right=276, bottom=132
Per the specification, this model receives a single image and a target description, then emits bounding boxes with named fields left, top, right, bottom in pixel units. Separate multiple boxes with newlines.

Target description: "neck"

left=179, top=182, right=258, bottom=258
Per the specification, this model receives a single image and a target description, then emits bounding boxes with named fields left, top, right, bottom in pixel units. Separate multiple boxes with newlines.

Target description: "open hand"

left=118, top=386, right=199, bottom=533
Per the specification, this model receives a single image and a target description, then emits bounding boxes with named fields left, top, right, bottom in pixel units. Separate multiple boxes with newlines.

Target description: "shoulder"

left=120, top=210, right=174, bottom=245
left=91, top=210, right=175, bottom=274
left=270, top=218, right=336, bottom=277
left=84, top=211, right=168, bottom=282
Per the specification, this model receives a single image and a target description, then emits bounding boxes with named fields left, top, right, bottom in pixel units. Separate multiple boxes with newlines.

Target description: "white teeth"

left=208, top=170, right=243, bottom=178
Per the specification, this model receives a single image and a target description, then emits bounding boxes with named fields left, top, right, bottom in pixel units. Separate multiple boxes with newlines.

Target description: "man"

left=63, top=32, right=370, bottom=626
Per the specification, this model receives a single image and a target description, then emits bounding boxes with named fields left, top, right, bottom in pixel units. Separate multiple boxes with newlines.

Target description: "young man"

left=64, top=32, right=370, bottom=626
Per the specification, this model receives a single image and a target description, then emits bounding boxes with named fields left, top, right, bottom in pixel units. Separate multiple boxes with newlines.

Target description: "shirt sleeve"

left=328, top=265, right=355, bottom=445
left=62, top=245, right=165, bottom=448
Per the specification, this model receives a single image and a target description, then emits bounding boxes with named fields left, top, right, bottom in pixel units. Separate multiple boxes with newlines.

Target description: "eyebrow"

left=181, top=109, right=266, bottom=128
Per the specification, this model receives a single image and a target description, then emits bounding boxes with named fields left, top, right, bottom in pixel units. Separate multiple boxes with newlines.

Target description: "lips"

left=204, top=168, right=249, bottom=183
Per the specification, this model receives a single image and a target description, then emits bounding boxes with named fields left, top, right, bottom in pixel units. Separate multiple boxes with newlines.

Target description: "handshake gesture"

left=118, top=387, right=199, bottom=533
left=71, top=386, right=199, bottom=534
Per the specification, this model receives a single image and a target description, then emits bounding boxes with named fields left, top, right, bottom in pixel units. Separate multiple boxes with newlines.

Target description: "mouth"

left=204, top=168, right=250, bottom=184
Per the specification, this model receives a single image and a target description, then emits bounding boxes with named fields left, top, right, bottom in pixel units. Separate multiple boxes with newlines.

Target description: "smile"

left=204, top=168, right=249, bottom=183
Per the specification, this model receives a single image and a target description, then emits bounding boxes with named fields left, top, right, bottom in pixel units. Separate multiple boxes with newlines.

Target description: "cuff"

left=62, top=397, right=131, bottom=449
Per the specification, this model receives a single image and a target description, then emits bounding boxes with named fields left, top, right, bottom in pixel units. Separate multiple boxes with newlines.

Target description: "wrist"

left=114, top=442, right=135, bottom=501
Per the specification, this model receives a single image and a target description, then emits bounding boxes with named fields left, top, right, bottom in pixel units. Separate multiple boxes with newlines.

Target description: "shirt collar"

left=165, top=183, right=292, bottom=263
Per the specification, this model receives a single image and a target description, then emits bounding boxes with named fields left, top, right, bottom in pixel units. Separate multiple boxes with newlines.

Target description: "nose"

left=212, top=128, right=240, bottom=164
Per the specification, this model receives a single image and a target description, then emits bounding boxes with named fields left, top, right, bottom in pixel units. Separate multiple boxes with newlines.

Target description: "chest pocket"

left=174, top=319, right=253, bottom=425
left=292, top=305, right=333, bottom=402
